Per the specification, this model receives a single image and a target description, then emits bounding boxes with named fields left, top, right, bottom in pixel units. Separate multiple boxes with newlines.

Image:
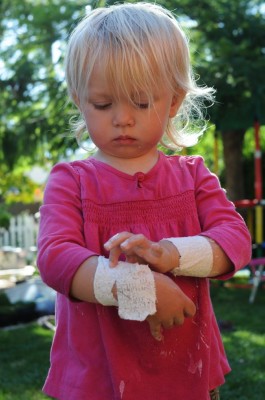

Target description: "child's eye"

left=135, top=102, right=150, bottom=109
left=93, top=103, right=112, bottom=110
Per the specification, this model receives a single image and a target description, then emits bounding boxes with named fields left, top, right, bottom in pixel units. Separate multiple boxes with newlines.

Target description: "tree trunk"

left=221, top=129, right=246, bottom=201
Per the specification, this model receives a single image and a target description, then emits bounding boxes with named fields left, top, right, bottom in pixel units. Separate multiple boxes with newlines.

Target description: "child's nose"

left=112, top=104, right=135, bottom=127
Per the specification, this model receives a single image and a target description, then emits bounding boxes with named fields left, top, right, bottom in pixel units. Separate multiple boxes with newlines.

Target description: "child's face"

left=78, top=66, right=183, bottom=161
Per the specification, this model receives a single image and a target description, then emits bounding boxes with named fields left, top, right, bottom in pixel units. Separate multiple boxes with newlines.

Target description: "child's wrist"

left=159, top=240, right=181, bottom=271
left=162, top=236, right=213, bottom=277
left=94, top=257, right=157, bottom=321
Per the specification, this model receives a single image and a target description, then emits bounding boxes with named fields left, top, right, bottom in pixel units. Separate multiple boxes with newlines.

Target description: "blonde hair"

left=65, top=2, right=214, bottom=150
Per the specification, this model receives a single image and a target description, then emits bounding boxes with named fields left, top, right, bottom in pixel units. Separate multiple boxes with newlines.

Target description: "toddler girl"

left=37, top=3, right=251, bottom=399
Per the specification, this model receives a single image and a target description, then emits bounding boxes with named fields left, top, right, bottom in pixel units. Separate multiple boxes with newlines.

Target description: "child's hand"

left=104, top=232, right=179, bottom=273
left=148, top=272, right=196, bottom=341
left=104, top=233, right=195, bottom=340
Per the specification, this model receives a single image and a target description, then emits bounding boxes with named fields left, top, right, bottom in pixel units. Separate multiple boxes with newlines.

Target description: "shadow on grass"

left=211, top=284, right=265, bottom=400
left=0, top=323, right=53, bottom=400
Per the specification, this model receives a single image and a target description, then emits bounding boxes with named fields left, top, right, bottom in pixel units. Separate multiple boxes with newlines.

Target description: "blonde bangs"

left=102, top=40, right=164, bottom=105
left=67, top=3, right=188, bottom=103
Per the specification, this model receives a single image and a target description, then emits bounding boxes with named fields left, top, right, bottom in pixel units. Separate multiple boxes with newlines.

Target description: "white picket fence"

left=0, top=213, right=39, bottom=269
left=0, top=213, right=39, bottom=250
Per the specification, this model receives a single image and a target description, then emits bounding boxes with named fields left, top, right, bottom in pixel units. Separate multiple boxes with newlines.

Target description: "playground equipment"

left=233, top=120, right=265, bottom=303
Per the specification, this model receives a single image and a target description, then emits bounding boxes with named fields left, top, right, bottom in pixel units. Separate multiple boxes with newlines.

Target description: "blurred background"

left=0, top=1, right=264, bottom=399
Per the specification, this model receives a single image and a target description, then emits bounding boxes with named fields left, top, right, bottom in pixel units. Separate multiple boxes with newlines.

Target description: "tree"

left=159, top=0, right=265, bottom=200
left=0, top=0, right=90, bottom=202
left=0, top=0, right=89, bottom=169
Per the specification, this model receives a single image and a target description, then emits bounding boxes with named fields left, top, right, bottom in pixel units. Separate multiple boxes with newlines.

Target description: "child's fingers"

left=162, top=318, right=175, bottom=329
left=104, top=232, right=132, bottom=250
left=183, top=298, right=196, bottom=318
left=104, top=232, right=163, bottom=267
left=108, top=247, right=122, bottom=267
left=104, top=232, right=133, bottom=267
left=147, top=316, right=163, bottom=341
left=121, top=236, right=163, bottom=262
left=150, top=243, right=163, bottom=257
left=120, top=233, right=149, bottom=251
left=125, top=255, right=142, bottom=264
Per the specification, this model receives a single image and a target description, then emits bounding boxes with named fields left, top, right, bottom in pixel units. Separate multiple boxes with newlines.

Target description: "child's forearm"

left=208, top=239, right=233, bottom=276
left=104, top=231, right=233, bottom=278
left=161, top=237, right=233, bottom=278
left=70, top=255, right=99, bottom=302
left=70, top=255, right=196, bottom=340
left=71, top=256, right=157, bottom=321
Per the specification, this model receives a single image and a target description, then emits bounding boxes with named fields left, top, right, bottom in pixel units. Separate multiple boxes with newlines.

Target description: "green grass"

left=0, top=285, right=264, bottom=399
left=0, top=323, right=53, bottom=400
left=211, top=284, right=265, bottom=399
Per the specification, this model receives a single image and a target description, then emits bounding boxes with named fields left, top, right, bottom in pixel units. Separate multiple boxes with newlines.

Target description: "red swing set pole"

left=253, top=119, right=263, bottom=250
left=233, top=120, right=263, bottom=242
left=254, top=119, right=262, bottom=201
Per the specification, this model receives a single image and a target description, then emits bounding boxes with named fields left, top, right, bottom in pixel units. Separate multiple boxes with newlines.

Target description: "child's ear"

left=169, top=89, right=186, bottom=117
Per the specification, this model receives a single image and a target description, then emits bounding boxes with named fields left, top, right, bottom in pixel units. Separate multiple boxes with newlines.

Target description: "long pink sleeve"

left=186, top=156, right=252, bottom=278
left=37, top=163, right=97, bottom=296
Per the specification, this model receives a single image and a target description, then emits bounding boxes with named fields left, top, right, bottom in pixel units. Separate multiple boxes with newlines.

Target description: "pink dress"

left=37, top=152, right=251, bottom=400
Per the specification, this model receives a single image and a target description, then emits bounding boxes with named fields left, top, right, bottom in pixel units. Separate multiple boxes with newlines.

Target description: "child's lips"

left=114, top=135, right=136, bottom=144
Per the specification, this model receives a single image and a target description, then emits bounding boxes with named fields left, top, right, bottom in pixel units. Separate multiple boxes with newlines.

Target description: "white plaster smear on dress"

left=188, top=352, right=203, bottom=377
left=119, top=380, right=125, bottom=398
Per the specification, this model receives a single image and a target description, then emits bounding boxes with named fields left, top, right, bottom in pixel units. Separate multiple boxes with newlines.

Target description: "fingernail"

left=121, top=240, right=128, bottom=249
left=153, top=332, right=162, bottom=341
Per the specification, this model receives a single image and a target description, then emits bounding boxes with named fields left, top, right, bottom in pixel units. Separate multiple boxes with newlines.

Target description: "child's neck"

left=93, top=149, right=160, bottom=175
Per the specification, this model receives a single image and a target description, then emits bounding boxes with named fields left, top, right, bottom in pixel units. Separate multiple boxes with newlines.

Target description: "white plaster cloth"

left=94, top=256, right=156, bottom=321
left=165, top=236, right=213, bottom=277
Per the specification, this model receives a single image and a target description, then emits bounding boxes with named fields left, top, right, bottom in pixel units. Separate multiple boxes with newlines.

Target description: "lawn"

left=211, top=284, right=265, bottom=400
left=0, top=322, right=52, bottom=400
left=0, top=284, right=264, bottom=399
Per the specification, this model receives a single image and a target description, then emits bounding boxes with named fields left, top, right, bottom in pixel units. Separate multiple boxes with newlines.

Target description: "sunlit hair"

left=65, top=2, right=215, bottom=150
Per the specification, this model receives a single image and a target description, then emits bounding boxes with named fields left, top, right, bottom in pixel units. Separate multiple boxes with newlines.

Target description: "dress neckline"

left=87, top=151, right=164, bottom=181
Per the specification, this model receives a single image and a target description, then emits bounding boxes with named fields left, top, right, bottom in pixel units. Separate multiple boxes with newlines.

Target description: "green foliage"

left=159, top=0, right=265, bottom=130
left=0, top=205, right=11, bottom=229
left=0, top=161, right=44, bottom=205
left=0, top=0, right=88, bottom=202
left=0, top=0, right=86, bottom=172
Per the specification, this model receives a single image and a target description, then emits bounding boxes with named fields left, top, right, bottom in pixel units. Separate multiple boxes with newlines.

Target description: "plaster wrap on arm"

left=93, top=256, right=156, bottom=321
left=164, top=236, right=213, bottom=277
